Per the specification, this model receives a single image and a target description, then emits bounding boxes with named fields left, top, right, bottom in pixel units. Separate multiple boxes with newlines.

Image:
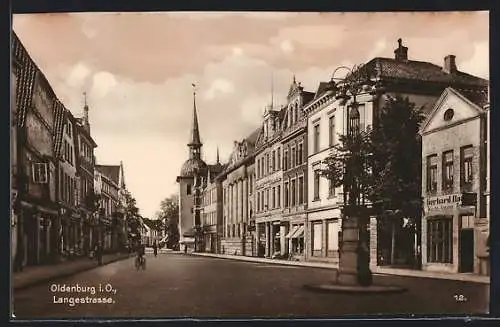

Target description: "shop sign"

left=426, top=194, right=461, bottom=210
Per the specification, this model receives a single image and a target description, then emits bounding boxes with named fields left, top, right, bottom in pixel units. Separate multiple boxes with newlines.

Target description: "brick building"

left=419, top=87, right=489, bottom=275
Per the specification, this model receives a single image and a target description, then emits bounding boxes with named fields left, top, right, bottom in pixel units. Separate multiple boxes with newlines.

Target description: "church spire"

left=188, top=83, right=202, bottom=159
left=83, top=91, right=90, bottom=132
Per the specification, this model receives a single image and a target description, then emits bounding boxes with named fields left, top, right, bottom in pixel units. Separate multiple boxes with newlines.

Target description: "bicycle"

left=135, top=255, right=146, bottom=270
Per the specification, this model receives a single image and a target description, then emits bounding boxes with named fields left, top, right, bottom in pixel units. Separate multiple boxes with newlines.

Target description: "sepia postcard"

left=10, top=11, right=491, bottom=320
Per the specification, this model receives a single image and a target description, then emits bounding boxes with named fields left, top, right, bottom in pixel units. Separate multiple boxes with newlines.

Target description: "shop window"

left=326, top=220, right=338, bottom=256
left=427, top=217, right=453, bottom=263
left=312, top=222, right=322, bottom=256
left=426, top=154, right=438, bottom=193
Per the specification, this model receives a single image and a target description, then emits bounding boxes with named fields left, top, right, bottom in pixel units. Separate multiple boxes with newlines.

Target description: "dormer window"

left=444, top=108, right=454, bottom=121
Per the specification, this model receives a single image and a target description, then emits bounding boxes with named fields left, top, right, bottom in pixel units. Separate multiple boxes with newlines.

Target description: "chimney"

left=394, top=38, right=408, bottom=62
left=443, top=55, right=457, bottom=74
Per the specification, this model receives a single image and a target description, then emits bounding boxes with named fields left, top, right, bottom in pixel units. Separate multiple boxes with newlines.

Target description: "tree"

left=121, top=188, right=141, bottom=247
left=155, top=194, right=179, bottom=249
left=368, top=95, right=425, bottom=266
left=321, top=126, right=374, bottom=285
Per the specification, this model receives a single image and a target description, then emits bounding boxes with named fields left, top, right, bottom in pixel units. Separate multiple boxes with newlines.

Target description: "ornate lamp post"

left=328, top=65, right=385, bottom=286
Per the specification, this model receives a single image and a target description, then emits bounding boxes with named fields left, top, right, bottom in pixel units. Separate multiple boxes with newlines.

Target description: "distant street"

left=13, top=253, right=489, bottom=319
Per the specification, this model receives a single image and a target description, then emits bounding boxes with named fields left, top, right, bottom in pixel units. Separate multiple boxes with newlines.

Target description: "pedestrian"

left=153, top=241, right=158, bottom=257
left=96, top=242, right=103, bottom=266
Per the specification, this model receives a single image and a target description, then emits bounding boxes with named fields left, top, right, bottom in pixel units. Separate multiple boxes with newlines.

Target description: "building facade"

left=75, top=99, right=98, bottom=255
left=420, top=87, right=489, bottom=275
left=280, top=78, right=314, bottom=260
left=219, top=132, right=258, bottom=256
left=12, top=32, right=64, bottom=268
left=95, top=165, right=123, bottom=252
left=254, top=104, right=284, bottom=258
left=57, top=109, right=82, bottom=259
left=199, top=162, right=224, bottom=253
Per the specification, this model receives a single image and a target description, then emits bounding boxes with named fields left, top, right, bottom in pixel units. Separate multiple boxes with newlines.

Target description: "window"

left=261, top=192, right=264, bottom=211
left=427, top=155, right=438, bottom=193
left=284, top=182, right=289, bottom=207
left=461, top=215, right=474, bottom=229
left=313, top=170, right=320, bottom=200
left=313, top=222, right=322, bottom=256
left=277, top=148, right=281, bottom=170
left=313, top=124, right=320, bottom=153
left=257, top=158, right=260, bottom=178
left=427, top=217, right=453, bottom=263
left=329, top=178, right=335, bottom=197
left=291, top=179, right=296, bottom=206
left=277, top=185, right=281, bottom=207
left=32, top=162, right=48, bottom=184
left=444, top=108, right=454, bottom=121
left=187, top=184, right=192, bottom=195
left=266, top=153, right=270, bottom=175
left=284, top=150, right=288, bottom=171
left=443, top=151, right=454, bottom=191
left=461, top=146, right=473, bottom=188
left=298, top=176, right=304, bottom=204
left=272, top=187, right=276, bottom=209
left=291, top=146, right=296, bottom=168
left=257, top=191, right=260, bottom=212
left=266, top=189, right=269, bottom=210
left=272, top=151, right=276, bottom=171
left=327, top=220, right=339, bottom=255
left=297, top=143, right=303, bottom=165
left=329, top=115, right=335, bottom=146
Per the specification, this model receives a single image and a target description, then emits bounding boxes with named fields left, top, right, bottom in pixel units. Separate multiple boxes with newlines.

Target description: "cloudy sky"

left=13, top=11, right=489, bottom=218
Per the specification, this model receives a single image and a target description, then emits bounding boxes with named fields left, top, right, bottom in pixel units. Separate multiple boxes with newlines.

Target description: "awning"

left=291, top=225, right=305, bottom=238
left=285, top=226, right=299, bottom=238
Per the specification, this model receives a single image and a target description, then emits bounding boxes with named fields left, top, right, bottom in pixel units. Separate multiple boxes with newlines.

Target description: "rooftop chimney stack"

left=443, top=55, right=457, bottom=74
left=394, top=38, right=408, bottom=62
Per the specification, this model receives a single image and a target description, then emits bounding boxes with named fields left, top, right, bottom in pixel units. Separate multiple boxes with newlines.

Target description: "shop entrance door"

left=460, top=228, right=474, bottom=273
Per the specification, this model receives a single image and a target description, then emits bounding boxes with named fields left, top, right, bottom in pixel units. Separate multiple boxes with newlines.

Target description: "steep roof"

left=364, top=57, right=488, bottom=87
left=96, top=165, right=120, bottom=185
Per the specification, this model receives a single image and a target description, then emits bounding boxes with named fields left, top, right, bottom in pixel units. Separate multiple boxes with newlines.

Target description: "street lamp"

left=328, top=64, right=386, bottom=286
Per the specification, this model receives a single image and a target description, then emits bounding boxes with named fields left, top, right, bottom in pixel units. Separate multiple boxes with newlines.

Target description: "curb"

left=13, top=254, right=133, bottom=291
left=186, top=252, right=490, bottom=285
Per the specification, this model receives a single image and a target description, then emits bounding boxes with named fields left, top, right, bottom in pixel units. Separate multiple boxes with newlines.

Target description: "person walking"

left=153, top=241, right=158, bottom=257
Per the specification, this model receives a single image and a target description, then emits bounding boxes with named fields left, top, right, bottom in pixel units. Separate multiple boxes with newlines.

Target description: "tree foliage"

left=155, top=194, right=180, bottom=248
left=368, top=95, right=425, bottom=220
left=321, top=128, right=374, bottom=208
left=321, top=95, right=425, bottom=220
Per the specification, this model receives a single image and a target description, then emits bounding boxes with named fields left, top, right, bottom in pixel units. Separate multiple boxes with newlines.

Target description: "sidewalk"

left=182, top=252, right=490, bottom=284
left=13, top=252, right=133, bottom=291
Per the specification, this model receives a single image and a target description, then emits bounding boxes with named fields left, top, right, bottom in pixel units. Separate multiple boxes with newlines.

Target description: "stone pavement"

left=184, top=252, right=490, bottom=284
left=13, top=252, right=133, bottom=291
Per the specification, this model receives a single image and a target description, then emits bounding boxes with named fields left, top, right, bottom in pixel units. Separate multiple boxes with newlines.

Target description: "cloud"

left=203, top=78, right=235, bottom=100
left=280, top=40, right=295, bottom=54
left=90, top=71, right=118, bottom=98
left=67, top=62, right=91, bottom=88
left=13, top=11, right=488, bottom=218
left=459, top=41, right=489, bottom=79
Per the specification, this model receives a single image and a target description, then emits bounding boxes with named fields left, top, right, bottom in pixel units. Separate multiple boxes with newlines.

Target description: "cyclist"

left=136, top=242, right=146, bottom=268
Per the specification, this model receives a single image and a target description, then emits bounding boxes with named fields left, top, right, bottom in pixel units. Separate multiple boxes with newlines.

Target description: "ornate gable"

left=420, top=87, right=486, bottom=135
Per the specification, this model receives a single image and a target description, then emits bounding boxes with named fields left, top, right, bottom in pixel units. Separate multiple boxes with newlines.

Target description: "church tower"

left=176, top=84, right=207, bottom=251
